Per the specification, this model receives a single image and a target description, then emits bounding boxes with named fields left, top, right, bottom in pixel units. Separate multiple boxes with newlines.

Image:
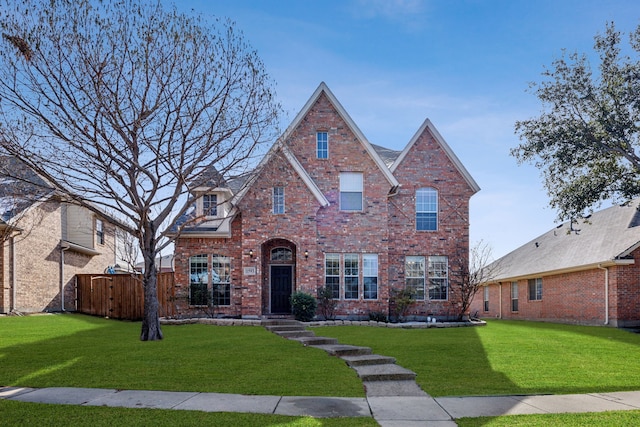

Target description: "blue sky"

left=177, top=0, right=640, bottom=259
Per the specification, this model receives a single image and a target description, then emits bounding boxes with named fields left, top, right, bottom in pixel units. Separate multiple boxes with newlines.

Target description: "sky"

left=176, top=0, right=640, bottom=259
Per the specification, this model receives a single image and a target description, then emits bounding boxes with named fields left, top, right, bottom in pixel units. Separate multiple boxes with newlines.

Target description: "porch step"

left=341, top=354, right=396, bottom=367
left=274, top=330, right=315, bottom=339
left=352, top=363, right=417, bottom=382
left=310, top=344, right=372, bottom=357
left=292, top=336, right=339, bottom=346
left=264, top=324, right=306, bottom=333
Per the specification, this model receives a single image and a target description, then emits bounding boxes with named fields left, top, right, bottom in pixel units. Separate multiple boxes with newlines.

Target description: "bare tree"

left=450, top=240, right=501, bottom=321
left=0, top=0, right=280, bottom=340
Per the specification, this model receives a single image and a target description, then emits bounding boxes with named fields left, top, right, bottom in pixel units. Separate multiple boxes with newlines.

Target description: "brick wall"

left=470, top=257, right=640, bottom=327
left=2, top=200, right=122, bottom=313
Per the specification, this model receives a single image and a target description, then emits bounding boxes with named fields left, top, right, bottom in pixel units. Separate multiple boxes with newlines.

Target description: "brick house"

left=0, top=157, right=132, bottom=314
left=173, top=82, right=480, bottom=320
left=470, top=200, right=640, bottom=327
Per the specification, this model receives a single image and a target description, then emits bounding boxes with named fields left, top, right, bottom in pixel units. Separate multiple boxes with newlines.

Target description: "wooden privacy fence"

left=76, top=273, right=175, bottom=320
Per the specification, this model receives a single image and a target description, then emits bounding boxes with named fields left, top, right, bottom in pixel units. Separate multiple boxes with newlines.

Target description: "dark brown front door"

left=271, top=265, right=293, bottom=313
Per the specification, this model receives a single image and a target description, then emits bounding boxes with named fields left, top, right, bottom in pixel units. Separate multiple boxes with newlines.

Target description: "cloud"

left=349, top=0, right=428, bottom=30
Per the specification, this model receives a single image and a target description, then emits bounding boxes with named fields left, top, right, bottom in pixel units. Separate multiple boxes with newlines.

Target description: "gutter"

left=598, top=264, right=609, bottom=325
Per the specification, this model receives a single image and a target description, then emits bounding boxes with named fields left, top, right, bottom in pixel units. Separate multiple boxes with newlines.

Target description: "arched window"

left=416, top=188, right=437, bottom=231
left=271, top=247, right=293, bottom=261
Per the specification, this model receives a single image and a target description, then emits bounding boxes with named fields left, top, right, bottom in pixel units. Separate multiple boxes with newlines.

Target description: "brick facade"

left=173, top=83, right=479, bottom=320
left=470, top=247, right=640, bottom=327
left=0, top=198, right=126, bottom=314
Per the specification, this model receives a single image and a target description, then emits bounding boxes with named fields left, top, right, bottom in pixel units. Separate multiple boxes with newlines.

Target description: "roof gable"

left=390, top=119, right=480, bottom=194
left=491, top=200, right=640, bottom=281
left=280, top=82, right=399, bottom=189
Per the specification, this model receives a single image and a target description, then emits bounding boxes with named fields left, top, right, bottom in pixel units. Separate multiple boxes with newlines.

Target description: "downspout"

left=60, top=244, right=69, bottom=312
left=598, top=264, right=609, bottom=325
left=498, top=282, right=502, bottom=319
left=10, top=235, right=17, bottom=312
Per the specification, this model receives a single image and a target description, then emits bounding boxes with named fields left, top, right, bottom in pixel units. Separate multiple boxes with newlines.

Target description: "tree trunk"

left=140, top=254, right=163, bottom=341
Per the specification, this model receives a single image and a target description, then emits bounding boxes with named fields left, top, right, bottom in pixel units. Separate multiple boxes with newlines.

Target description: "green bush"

left=368, top=311, right=388, bottom=322
left=290, top=291, right=317, bottom=322
left=317, top=285, right=337, bottom=320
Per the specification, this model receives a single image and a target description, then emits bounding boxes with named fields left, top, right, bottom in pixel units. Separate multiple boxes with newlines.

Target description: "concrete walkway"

left=3, top=385, right=640, bottom=426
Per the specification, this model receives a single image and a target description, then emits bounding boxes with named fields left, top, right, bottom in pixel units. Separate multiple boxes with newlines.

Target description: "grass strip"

left=0, top=400, right=377, bottom=427
left=457, top=410, right=640, bottom=426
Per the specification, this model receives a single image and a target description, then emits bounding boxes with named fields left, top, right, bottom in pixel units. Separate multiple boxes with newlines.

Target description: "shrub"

left=389, top=287, right=416, bottom=322
left=290, top=291, right=317, bottom=322
left=316, top=285, right=337, bottom=320
left=368, top=311, right=388, bottom=322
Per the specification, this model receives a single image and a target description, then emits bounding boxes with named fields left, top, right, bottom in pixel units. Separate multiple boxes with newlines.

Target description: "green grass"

left=0, top=314, right=364, bottom=397
left=0, top=400, right=377, bottom=427
left=314, top=320, right=640, bottom=397
left=457, top=410, right=640, bottom=426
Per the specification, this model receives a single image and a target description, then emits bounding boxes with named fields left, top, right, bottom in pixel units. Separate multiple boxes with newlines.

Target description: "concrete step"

left=274, top=330, right=315, bottom=339
left=311, top=344, right=372, bottom=357
left=261, top=319, right=301, bottom=327
left=353, top=364, right=416, bottom=382
left=264, top=324, right=306, bottom=333
left=363, top=380, right=429, bottom=397
left=341, top=354, right=396, bottom=367
left=292, top=336, right=340, bottom=346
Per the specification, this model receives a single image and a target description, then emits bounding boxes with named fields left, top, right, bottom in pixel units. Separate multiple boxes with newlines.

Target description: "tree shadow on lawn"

left=0, top=314, right=364, bottom=397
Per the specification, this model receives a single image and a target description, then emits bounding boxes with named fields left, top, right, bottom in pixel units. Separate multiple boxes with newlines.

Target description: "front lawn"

left=0, top=314, right=364, bottom=397
left=314, top=320, right=640, bottom=397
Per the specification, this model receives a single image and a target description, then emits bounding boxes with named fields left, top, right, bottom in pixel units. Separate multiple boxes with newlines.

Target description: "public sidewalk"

left=3, top=385, right=640, bottom=426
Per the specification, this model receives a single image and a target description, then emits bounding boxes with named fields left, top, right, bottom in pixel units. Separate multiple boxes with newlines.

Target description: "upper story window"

left=416, top=188, right=438, bottom=231
left=95, top=218, right=104, bottom=245
left=316, top=132, right=328, bottom=159
left=202, top=194, right=217, bottom=217
left=339, top=172, right=363, bottom=211
left=273, top=186, right=285, bottom=214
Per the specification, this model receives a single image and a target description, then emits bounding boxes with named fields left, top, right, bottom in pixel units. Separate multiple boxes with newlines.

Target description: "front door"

left=270, top=265, right=293, bottom=314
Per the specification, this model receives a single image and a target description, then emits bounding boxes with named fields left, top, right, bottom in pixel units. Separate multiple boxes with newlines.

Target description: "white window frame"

left=344, top=253, right=359, bottom=300
left=272, top=186, right=285, bottom=214
left=202, top=194, right=218, bottom=218
left=528, top=278, right=543, bottom=301
left=511, top=281, right=519, bottom=311
left=316, top=131, right=328, bottom=159
left=405, top=256, right=425, bottom=300
left=428, top=256, right=448, bottom=300
left=363, top=254, right=378, bottom=300
left=483, top=286, right=489, bottom=312
left=339, top=172, right=363, bottom=212
left=95, top=218, right=104, bottom=245
left=416, top=187, right=438, bottom=231
left=324, top=253, right=340, bottom=299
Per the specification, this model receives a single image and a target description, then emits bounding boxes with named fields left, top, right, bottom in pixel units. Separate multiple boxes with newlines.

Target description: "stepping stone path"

left=262, top=319, right=429, bottom=398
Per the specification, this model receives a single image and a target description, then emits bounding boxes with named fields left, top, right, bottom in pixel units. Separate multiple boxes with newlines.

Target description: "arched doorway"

left=262, top=239, right=296, bottom=314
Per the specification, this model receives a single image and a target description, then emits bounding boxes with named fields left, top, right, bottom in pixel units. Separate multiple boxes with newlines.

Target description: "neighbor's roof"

left=490, top=200, right=640, bottom=281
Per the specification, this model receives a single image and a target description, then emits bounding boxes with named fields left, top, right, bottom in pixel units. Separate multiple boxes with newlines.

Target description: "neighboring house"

left=135, top=254, right=175, bottom=273
left=0, top=157, right=132, bottom=314
left=470, top=200, right=640, bottom=327
left=173, top=82, right=479, bottom=319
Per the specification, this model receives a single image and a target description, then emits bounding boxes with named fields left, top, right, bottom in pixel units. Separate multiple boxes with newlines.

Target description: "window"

left=203, top=194, right=217, bottom=217
left=340, top=172, right=363, bottom=211
left=325, top=254, right=340, bottom=299
left=428, top=256, right=448, bottom=300
left=344, top=254, right=359, bottom=299
left=96, top=219, right=104, bottom=245
left=416, top=188, right=438, bottom=231
left=189, top=255, right=208, bottom=306
left=483, top=286, right=489, bottom=312
left=528, top=278, right=542, bottom=301
left=211, top=254, right=231, bottom=306
left=363, top=254, right=378, bottom=300
left=271, top=247, right=292, bottom=262
left=273, top=186, right=285, bottom=214
left=511, top=282, right=519, bottom=311
left=316, top=132, right=328, bottom=159
left=405, top=256, right=425, bottom=300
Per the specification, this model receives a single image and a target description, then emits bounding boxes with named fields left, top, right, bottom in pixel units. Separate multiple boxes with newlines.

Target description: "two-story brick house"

left=173, top=83, right=479, bottom=320
left=0, top=156, right=132, bottom=314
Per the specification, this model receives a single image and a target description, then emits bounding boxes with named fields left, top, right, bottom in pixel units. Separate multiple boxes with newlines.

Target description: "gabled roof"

left=490, top=200, right=640, bottom=281
left=0, top=156, right=55, bottom=222
left=280, top=82, right=399, bottom=189
left=390, top=118, right=480, bottom=194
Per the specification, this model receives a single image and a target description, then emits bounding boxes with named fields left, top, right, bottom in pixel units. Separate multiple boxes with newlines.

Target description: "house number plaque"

left=243, top=267, right=256, bottom=276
